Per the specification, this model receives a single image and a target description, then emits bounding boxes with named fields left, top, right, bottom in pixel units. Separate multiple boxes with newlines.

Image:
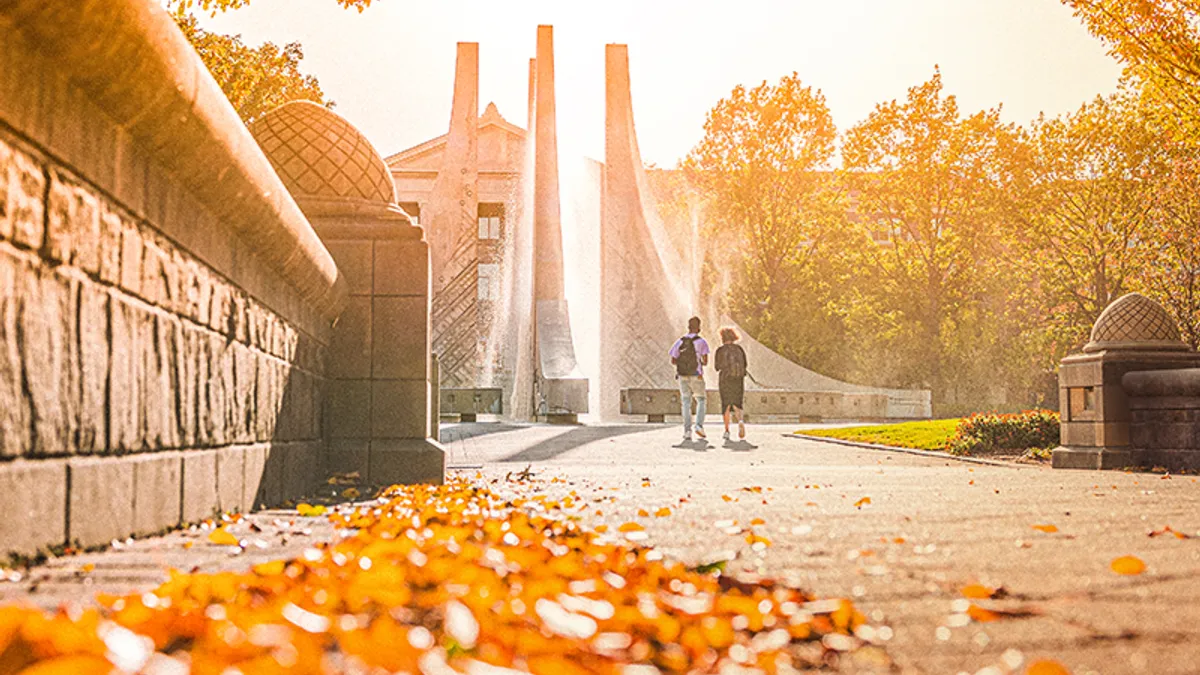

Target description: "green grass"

left=795, top=419, right=961, bottom=451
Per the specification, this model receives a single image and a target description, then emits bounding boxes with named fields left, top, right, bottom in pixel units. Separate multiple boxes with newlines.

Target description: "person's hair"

left=720, top=327, right=739, bottom=343
left=687, top=316, right=701, bottom=332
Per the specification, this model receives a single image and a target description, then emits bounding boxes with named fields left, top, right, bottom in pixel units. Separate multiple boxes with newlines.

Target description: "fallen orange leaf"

left=853, top=497, right=871, bottom=509
left=1110, top=555, right=1146, bottom=575
left=655, top=507, right=672, bottom=517
left=1026, top=659, right=1072, bottom=675
left=207, top=528, right=238, bottom=546
left=637, top=509, right=649, bottom=517
left=960, top=584, right=1000, bottom=599
left=617, top=521, right=644, bottom=533
left=1032, top=524, right=1058, bottom=533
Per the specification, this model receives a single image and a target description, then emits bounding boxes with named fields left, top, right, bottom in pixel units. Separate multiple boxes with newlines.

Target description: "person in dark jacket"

left=714, top=327, right=747, bottom=441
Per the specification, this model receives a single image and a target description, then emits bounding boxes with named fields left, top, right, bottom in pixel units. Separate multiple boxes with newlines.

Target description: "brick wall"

left=0, top=1, right=345, bottom=555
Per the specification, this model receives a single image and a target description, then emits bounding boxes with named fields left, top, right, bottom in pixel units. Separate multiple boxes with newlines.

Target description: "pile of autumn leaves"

left=0, top=479, right=867, bottom=674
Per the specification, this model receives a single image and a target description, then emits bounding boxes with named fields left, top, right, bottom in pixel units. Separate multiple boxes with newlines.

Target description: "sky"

left=196, top=0, right=1123, bottom=167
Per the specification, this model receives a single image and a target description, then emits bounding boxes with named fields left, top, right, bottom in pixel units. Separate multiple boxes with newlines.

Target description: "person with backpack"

left=714, top=327, right=748, bottom=441
left=669, top=316, right=710, bottom=441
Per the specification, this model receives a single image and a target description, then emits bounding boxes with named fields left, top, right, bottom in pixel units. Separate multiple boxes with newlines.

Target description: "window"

left=478, top=216, right=501, bottom=239
left=478, top=203, right=505, bottom=240
left=477, top=263, right=499, bottom=301
left=398, top=202, right=421, bottom=227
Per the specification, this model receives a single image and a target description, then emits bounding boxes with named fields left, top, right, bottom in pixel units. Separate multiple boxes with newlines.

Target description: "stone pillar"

left=319, top=213, right=444, bottom=484
left=534, top=26, right=565, bottom=303
left=1053, top=293, right=1200, bottom=470
left=428, top=42, right=481, bottom=389
left=529, top=25, right=587, bottom=419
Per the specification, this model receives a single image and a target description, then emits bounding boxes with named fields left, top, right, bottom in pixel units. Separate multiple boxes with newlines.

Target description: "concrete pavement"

left=5, top=421, right=1200, bottom=674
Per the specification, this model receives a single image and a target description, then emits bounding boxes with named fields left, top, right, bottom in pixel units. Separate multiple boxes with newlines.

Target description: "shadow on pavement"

left=439, top=423, right=527, bottom=444
left=723, top=439, right=758, bottom=452
left=672, top=439, right=713, bottom=451
left=497, top=425, right=649, bottom=463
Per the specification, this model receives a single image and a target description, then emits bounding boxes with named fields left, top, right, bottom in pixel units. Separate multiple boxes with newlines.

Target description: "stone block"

left=181, top=450, right=219, bottom=524
left=374, top=239, right=429, bottom=297
left=264, top=444, right=289, bottom=506
left=0, top=459, right=67, bottom=556
left=327, top=439, right=369, bottom=482
left=131, top=452, right=183, bottom=536
left=73, top=186, right=102, bottom=274
left=118, top=224, right=143, bottom=295
left=231, top=343, right=257, bottom=444
left=139, top=239, right=169, bottom=307
left=67, top=456, right=135, bottom=547
left=283, top=442, right=320, bottom=499
left=243, top=444, right=269, bottom=511
left=215, top=446, right=245, bottom=514
left=77, top=283, right=108, bottom=453
left=372, top=296, right=428, bottom=380
left=98, top=206, right=123, bottom=284
left=329, top=296, right=370, bottom=379
left=140, top=313, right=180, bottom=450
left=327, top=380, right=371, bottom=439
left=0, top=137, right=11, bottom=241
left=45, top=170, right=74, bottom=263
left=21, top=267, right=79, bottom=455
left=0, top=251, right=30, bottom=457
left=205, top=335, right=234, bottom=447
left=8, top=145, right=44, bottom=250
left=176, top=324, right=201, bottom=448
left=324, top=240, right=372, bottom=296
left=371, top=379, right=429, bottom=439
left=370, top=439, right=445, bottom=485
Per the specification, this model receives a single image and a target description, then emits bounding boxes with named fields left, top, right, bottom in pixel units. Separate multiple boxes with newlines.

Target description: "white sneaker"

left=695, top=427, right=706, bottom=439
left=683, top=432, right=692, bottom=442
left=722, top=431, right=730, bottom=441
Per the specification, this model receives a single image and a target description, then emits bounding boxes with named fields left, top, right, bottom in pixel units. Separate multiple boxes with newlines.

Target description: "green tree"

left=840, top=69, right=1018, bottom=407
left=681, top=74, right=847, bottom=355
left=172, top=13, right=331, bottom=124
left=1017, top=92, right=1157, bottom=346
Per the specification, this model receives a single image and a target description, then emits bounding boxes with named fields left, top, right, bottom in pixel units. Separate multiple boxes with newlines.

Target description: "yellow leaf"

left=207, top=528, right=239, bottom=546
left=297, top=503, right=327, bottom=517
left=721, top=494, right=734, bottom=502
left=1110, top=555, right=1146, bottom=575
left=655, top=507, right=672, bottom=517
left=594, top=525, right=608, bottom=534
left=750, top=517, right=765, bottom=526
left=637, top=509, right=649, bottom=517
left=1032, top=524, right=1058, bottom=533
left=343, top=487, right=361, bottom=499
left=853, top=496, right=871, bottom=508
left=617, top=522, right=644, bottom=533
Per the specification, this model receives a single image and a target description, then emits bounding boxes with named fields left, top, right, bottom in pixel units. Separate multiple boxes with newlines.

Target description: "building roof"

left=385, top=102, right=525, bottom=169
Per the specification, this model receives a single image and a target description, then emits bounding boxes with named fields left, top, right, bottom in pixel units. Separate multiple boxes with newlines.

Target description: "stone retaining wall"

left=0, top=0, right=346, bottom=554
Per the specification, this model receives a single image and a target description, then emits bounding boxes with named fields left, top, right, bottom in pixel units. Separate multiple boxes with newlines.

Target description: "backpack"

left=720, top=344, right=746, bottom=378
left=676, top=336, right=700, bottom=377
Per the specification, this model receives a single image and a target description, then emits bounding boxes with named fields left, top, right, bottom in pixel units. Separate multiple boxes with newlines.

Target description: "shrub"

left=945, top=409, right=1060, bottom=456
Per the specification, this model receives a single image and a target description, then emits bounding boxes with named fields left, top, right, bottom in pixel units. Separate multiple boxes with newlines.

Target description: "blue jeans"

left=678, top=376, right=706, bottom=434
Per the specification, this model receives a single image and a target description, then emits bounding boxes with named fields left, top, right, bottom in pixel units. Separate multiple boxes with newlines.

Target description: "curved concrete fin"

left=600, top=43, right=930, bottom=419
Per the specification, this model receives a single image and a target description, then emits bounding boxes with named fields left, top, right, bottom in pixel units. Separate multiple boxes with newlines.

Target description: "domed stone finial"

left=250, top=100, right=397, bottom=209
left=1083, top=293, right=1189, bottom=353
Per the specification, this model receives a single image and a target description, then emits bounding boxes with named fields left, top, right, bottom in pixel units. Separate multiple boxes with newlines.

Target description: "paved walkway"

left=440, top=422, right=1200, bottom=675
left=6, top=422, right=1200, bottom=674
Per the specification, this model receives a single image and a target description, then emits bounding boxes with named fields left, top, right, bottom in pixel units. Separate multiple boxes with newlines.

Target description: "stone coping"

left=1122, top=367, right=1200, bottom=397
left=0, top=0, right=346, bottom=324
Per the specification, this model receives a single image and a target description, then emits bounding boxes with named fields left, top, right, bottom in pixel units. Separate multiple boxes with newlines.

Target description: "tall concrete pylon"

left=428, top=42, right=480, bottom=387
left=530, top=25, right=587, bottom=418
left=601, top=43, right=689, bottom=419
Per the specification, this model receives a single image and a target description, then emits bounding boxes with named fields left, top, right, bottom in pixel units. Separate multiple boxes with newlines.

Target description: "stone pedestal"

left=317, top=210, right=444, bottom=485
left=1053, top=293, right=1200, bottom=471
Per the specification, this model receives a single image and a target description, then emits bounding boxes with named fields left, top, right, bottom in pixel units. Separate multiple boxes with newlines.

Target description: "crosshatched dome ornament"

left=1084, top=292, right=1189, bottom=353
left=251, top=100, right=397, bottom=207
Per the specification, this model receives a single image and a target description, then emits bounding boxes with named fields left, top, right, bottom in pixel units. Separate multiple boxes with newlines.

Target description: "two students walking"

left=668, top=317, right=747, bottom=443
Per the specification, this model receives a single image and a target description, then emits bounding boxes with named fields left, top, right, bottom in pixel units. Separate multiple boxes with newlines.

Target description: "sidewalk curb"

left=784, top=433, right=1027, bottom=469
